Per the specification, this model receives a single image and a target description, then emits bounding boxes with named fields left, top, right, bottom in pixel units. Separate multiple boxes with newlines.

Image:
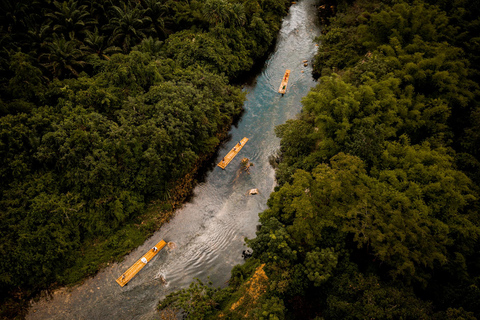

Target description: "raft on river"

left=217, top=137, right=249, bottom=169
left=116, top=239, right=166, bottom=287
left=278, top=69, right=291, bottom=94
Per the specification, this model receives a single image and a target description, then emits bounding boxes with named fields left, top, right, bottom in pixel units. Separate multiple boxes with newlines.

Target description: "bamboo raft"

left=217, top=137, right=249, bottom=169
left=116, top=239, right=166, bottom=287
left=278, top=69, right=291, bottom=94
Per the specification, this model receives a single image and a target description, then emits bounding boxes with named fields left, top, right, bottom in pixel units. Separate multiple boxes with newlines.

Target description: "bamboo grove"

left=0, top=0, right=292, bottom=316
left=158, top=0, right=480, bottom=319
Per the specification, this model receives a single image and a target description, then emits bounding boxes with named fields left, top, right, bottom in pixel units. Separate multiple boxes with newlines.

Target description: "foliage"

left=0, top=53, right=246, bottom=294
left=324, top=272, right=434, bottom=319
left=0, top=0, right=291, bottom=314
left=160, top=0, right=480, bottom=318
left=158, top=279, right=226, bottom=320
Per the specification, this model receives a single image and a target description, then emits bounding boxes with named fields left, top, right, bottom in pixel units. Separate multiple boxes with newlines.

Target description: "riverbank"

left=24, top=0, right=322, bottom=317
left=0, top=1, right=297, bottom=318
left=174, top=0, right=480, bottom=318
left=2, top=74, right=253, bottom=320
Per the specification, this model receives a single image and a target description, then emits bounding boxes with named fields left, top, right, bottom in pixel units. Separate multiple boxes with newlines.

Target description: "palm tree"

left=39, top=34, right=86, bottom=78
left=0, top=0, right=47, bottom=54
left=141, top=0, right=167, bottom=39
left=104, top=4, right=154, bottom=52
left=27, top=21, right=53, bottom=50
left=0, top=0, right=29, bottom=32
left=230, top=3, right=246, bottom=27
left=45, top=0, right=96, bottom=40
left=133, top=36, right=163, bottom=57
left=81, top=27, right=121, bottom=60
left=83, top=0, right=108, bottom=23
left=203, top=0, right=231, bottom=26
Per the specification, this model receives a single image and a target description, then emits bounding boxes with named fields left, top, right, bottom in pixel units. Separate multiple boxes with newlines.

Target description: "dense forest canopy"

left=0, top=0, right=291, bottom=317
left=159, top=0, right=480, bottom=319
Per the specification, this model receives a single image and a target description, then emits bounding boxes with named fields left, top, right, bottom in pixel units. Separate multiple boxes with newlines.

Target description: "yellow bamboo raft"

left=278, top=69, right=291, bottom=94
left=116, top=239, right=166, bottom=287
left=217, top=137, right=249, bottom=169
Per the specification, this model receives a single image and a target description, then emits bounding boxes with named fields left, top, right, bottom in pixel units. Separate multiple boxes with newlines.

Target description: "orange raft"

left=278, top=69, right=291, bottom=94
left=217, top=137, right=249, bottom=169
left=116, top=239, right=166, bottom=287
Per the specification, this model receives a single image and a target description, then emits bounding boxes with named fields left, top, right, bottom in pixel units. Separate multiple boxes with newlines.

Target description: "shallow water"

left=27, top=1, right=321, bottom=318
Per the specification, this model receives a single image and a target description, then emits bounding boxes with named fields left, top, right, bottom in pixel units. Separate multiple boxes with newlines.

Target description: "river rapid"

left=27, top=1, right=321, bottom=318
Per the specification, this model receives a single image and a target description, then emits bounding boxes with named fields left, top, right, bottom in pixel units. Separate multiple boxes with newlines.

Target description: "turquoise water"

left=28, top=1, right=320, bottom=318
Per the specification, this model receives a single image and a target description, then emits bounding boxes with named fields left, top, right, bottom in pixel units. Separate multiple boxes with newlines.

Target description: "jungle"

left=0, top=0, right=291, bottom=317
left=158, top=0, right=480, bottom=319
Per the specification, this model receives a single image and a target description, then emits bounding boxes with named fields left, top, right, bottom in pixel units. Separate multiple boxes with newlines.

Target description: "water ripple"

left=27, top=0, right=321, bottom=319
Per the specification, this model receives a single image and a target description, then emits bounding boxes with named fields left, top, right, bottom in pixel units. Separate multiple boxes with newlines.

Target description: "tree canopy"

left=159, top=0, right=480, bottom=318
left=0, top=0, right=291, bottom=316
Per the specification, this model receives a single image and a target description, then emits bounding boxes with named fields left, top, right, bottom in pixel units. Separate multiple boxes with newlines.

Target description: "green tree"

left=230, top=3, right=247, bottom=27
left=39, top=34, right=86, bottom=78
left=6, top=51, right=45, bottom=103
left=325, top=273, right=434, bottom=319
left=158, top=279, right=223, bottom=320
left=141, top=0, right=167, bottom=39
left=104, top=4, right=153, bottom=52
left=45, top=0, right=96, bottom=40
left=203, top=0, right=232, bottom=26
left=81, top=27, right=121, bottom=60
left=252, top=296, right=286, bottom=320
left=133, top=36, right=163, bottom=58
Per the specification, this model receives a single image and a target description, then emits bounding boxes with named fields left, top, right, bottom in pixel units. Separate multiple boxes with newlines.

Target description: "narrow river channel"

left=28, top=1, right=321, bottom=318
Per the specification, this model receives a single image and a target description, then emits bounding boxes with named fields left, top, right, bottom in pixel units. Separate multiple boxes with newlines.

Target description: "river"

left=27, top=0, right=320, bottom=318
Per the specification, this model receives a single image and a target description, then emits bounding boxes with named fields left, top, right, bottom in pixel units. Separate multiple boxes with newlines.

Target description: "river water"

left=27, top=1, right=320, bottom=318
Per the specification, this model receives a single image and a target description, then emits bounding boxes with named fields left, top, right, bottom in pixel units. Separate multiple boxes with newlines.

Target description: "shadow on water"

left=231, top=39, right=278, bottom=87
left=197, top=102, right=247, bottom=185
left=27, top=0, right=321, bottom=319
left=195, top=138, right=229, bottom=185
left=196, top=94, right=250, bottom=184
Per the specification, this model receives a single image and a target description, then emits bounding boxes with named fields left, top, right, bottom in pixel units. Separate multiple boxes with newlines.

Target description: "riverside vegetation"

left=158, top=0, right=480, bottom=319
left=0, top=0, right=292, bottom=317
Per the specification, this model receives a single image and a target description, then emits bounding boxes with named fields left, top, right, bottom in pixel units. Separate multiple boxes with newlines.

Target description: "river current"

left=27, top=1, right=320, bottom=318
